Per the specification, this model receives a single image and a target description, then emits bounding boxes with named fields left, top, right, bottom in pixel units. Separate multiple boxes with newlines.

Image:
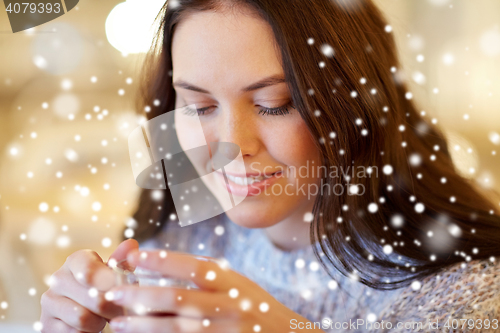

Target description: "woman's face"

left=172, top=9, right=321, bottom=228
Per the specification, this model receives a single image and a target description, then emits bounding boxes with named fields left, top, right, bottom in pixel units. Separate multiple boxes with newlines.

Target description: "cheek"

left=174, top=110, right=213, bottom=176
left=174, top=110, right=206, bottom=151
left=266, top=120, right=320, bottom=169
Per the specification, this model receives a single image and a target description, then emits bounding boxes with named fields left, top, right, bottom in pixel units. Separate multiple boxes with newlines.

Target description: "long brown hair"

left=129, top=0, right=500, bottom=290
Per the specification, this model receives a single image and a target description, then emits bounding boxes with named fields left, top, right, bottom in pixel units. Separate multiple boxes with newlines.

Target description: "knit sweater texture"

left=140, top=214, right=500, bottom=332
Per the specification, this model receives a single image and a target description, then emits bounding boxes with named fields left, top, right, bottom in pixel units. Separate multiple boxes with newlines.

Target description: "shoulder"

left=375, top=258, right=500, bottom=332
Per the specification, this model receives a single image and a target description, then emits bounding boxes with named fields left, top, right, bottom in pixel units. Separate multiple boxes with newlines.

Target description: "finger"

left=66, top=250, right=115, bottom=291
left=107, top=285, right=245, bottom=319
left=108, top=239, right=139, bottom=268
left=109, top=316, right=241, bottom=333
left=127, top=250, right=253, bottom=292
left=40, top=317, right=82, bottom=333
left=50, top=269, right=123, bottom=320
left=42, top=292, right=107, bottom=332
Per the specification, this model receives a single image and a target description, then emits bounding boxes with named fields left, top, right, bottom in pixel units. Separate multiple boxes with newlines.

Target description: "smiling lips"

left=216, top=170, right=283, bottom=196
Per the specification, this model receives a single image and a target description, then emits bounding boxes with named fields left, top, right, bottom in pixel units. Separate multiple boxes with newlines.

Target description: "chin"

left=224, top=200, right=289, bottom=229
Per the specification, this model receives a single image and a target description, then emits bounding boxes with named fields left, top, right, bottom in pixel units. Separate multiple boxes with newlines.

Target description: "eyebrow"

left=173, top=74, right=286, bottom=94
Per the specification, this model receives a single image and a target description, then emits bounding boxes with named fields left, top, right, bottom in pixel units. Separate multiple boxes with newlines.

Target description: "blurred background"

left=0, top=0, right=499, bottom=331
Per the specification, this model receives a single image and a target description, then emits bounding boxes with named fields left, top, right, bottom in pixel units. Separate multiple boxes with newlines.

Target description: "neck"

left=263, top=201, right=315, bottom=252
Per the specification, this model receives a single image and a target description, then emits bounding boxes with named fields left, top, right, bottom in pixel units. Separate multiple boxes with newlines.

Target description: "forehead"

left=171, top=9, right=283, bottom=84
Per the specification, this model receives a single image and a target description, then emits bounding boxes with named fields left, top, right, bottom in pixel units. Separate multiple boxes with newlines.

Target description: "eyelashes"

left=182, top=103, right=295, bottom=117
left=258, top=102, right=295, bottom=116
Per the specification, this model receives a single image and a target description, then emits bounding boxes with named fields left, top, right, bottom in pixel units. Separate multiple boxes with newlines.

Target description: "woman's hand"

left=107, top=249, right=324, bottom=333
left=39, top=239, right=139, bottom=332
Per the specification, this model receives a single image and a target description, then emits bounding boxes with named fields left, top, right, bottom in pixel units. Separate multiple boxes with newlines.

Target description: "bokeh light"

left=105, top=0, right=165, bottom=54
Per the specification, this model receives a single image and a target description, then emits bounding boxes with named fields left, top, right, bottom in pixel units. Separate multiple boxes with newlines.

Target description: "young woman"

left=40, top=0, right=500, bottom=332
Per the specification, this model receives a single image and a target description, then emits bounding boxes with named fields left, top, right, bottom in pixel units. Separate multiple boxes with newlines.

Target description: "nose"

left=214, top=104, right=260, bottom=159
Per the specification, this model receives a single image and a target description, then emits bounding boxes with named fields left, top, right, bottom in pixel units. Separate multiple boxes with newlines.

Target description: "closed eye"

left=181, top=103, right=295, bottom=116
left=257, top=102, right=295, bottom=116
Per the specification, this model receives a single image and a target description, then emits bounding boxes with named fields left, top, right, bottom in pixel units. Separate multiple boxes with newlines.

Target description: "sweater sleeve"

left=370, top=259, right=500, bottom=333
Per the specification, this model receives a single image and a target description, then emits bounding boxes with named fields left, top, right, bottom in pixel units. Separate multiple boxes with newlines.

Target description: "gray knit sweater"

left=140, top=214, right=500, bottom=333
